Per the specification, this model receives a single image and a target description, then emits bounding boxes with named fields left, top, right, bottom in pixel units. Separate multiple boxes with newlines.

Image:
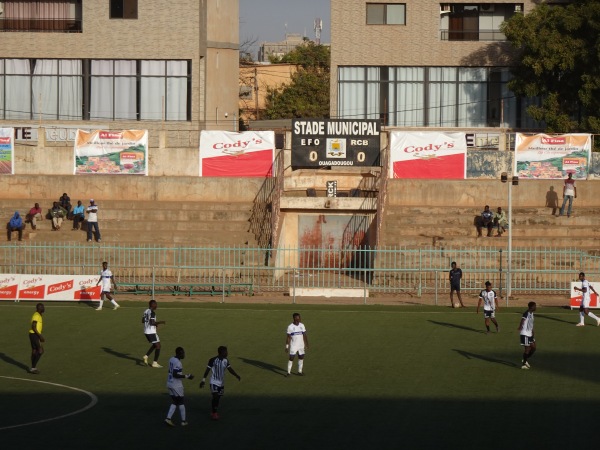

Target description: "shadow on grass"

left=0, top=352, right=29, bottom=371
left=238, top=357, right=287, bottom=376
left=453, top=349, right=518, bottom=367
left=429, top=320, right=485, bottom=334
left=536, top=314, right=574, bottom=325
left=101, top=347, right=144, bottom=365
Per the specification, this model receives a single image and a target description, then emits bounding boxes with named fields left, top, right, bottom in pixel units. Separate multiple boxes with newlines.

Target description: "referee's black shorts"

left=29, top=333, right=42, bottom=350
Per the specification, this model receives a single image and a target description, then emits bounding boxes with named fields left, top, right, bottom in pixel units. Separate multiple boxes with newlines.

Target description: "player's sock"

left=154, top=348, right=161, bottom=361
left=287, top=361, right=293, bottom=374
left=522, top=352, right=529, bottom=363
left=146, top=345, right=154, bottom=356
left=298, top=360, right=304, bottom=373
left=179, top=405, right=186, bottom=421
left=167, top=404, right=176, bottom=419
left=32, top=352, right=41, bottom=368
left=588, top=312, right=600, bottom=321
left=98, top=300, right=104, bottom=309
left=212, top=395, right=219, bottom=412
left=110, top=299, right=119, bottom=307
left=580, top=312, right=585, bottom=324
left=486, top=325, right=490, bottom=332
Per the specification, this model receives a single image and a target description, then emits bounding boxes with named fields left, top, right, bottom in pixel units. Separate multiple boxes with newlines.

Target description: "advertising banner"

left=291, top=119, right=381, bottom=168
left=0, top=128, right=15, bottom=175
left=516, top=133, right=591, bottom=179
left=200, top=130, right=275, bottom=177
left=0, top=274, right=102, bottom=301
left=569, top=281, right=600, bottom=310
left=389, top=131, right=467, bottom=179
left=74, top=130, right=148, bottom=175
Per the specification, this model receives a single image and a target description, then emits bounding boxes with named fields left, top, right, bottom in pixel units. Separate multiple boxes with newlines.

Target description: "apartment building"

left=330, top=1, right=549, bottom=129
left=0, top=0, right=239, bottom=131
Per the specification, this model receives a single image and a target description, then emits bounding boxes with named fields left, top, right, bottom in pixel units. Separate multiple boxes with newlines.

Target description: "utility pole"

left=254, top=66, right=259, bottom=121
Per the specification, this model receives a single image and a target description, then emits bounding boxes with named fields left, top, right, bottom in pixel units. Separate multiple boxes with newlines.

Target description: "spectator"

left=477, top=205, right=494, bottom=237
left=86, top=199, right=101, bottom=242
left=50, top=202, right=67, bottom=231
left=559, top=172, right=577, bottom=218
left=71, top=200, right=85, bottom=231
left=494, top=207, right=509, bottom=237
left=7, top=211, right=24, bottom=241
left=25, top=203, right=44, bottom=230
left=59, top=193, right=72, bottom=215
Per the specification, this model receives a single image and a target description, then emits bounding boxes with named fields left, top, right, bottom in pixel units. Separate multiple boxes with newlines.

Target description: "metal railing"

left=440, top=29, right=507, bottom=41
left=1, top=243, right=598, bottom=302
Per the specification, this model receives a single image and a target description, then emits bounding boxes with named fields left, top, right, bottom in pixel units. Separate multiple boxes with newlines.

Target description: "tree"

left=264, top=42, right=330, bottom=119
left=501, top=1, right=600, bottom=133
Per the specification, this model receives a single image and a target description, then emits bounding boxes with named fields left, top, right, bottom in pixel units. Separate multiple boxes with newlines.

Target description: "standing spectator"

left=164, top=347, right=194, bottom=427
left=25, top=203, right=43, bottom=230
left=559, top=172, right=577, bottom=217
left=6, top=211, right=24, bottom=241
left=285, top=312, right=309, bottom=376
left=494, top=207, right=508, bottom=237
left=28, top=303, right=45, bottom=374
left=50, top=202, right=67, bottom=231
left=518, top=302, right=536, bottom=369
left=71, top=200, right=85, bottom=231
left=574, top=272, right=600, bottom=327
left=95, top=261, right=120, bottom=311
left=142, top=300, right=166, bottom=368
left=477, top=281, right=500, bottom=333
left=449, top=262, right=465, bottom=308
left=86, top=199, right=101, bottom=242
left=199, top=346, right=241, bottom=420
left=477, top=205, right=494, bottom=237
left=59, top=193, right=72, bottom=215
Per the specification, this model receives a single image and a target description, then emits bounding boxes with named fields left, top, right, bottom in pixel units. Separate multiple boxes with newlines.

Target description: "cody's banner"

left=390, top=132, right=467, bottom=179
left=0, top=127, right=14, bottom=175
left=200, top=131, right=274, bottom=177
left=74, top=130, right=148, bottom=175
left=516, top=133, right=591, bottom=180
left=0, top=274, right=102, bottom=301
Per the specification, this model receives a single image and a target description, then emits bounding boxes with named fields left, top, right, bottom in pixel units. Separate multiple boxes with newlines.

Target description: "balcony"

left=440, top=29, right=507, bottom=41
left=0, top=18, right=82, bottom=33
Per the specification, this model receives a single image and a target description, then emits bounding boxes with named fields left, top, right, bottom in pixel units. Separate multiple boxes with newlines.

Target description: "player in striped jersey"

left=164, top=347, right=194, bottom=427
left=141, top=300, right=166, bottom=368
left=519, top=302, right=537, bottom=369
left=285, top=312, right=309, bottom=376
left=199, top=346, right=241, bottom=420
left=477, top=281, right=499, bottom=333
left=574, top=272, right=600, bottom=327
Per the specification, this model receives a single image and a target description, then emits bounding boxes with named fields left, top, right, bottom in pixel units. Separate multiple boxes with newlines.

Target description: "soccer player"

left=285, top=312, right=309, bottom=376
left=142, top=300, right=166, bottom=368
left=574, top=272, right=600, bottom=327
left=95, top=261, right=120, bottom=311
left=476, top=281, right=499, bottom=333
left=449, top=261, right=465, bottom=308
left=199, top=346, right=241, bottom=420
left=519, top=301, right=536, bottom=370
left=28, top=303, right=45, bottom=374
left=164, top=347, right=194, bottom=427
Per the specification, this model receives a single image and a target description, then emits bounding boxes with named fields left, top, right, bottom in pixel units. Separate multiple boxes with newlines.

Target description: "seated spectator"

left=49, top=202, right=67, bottom=231
left=477, top=205, right=494, bottom=237
left=72, top=200, right=85, bottom=231
left=494, top=207, right=509, bottom=237
left=25, top=203, right=43, bottom=230
left=6, top=211, right=24, bottom=241
left=59, top=193, right=72, bottom=215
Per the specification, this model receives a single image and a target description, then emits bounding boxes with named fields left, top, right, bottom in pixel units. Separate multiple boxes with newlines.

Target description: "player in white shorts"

left=574, top=272, right=600, bottom=327
left=477, top=281, right=499, bottom=333
left=285, top=312, right=309, bottom=376
left=95, top=261, right=120, bottom=310
left=164, top=347, right=194, bottom=427
left=142, top=300, right=166, bottom=368
left=519, top=302, right=536, bottom=369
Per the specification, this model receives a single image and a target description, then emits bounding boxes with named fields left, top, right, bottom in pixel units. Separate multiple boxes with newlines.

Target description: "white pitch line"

left=0, top=376, right=98, bottom=431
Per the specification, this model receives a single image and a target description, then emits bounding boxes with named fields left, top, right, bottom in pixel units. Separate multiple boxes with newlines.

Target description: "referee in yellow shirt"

left=28, top=303, right=45, bottom=374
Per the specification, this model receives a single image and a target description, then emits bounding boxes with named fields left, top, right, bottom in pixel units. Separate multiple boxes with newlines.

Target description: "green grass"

left=0, top=301, right=598, bottom=450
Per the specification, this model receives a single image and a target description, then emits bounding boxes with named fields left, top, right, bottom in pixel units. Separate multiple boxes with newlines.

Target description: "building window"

left=0, top=1, right=82, bottom=33
left=440, top=4, right=524, bottom=41
left=366, top=3, right=406, bottom=25
left=110, top=0, right=138, bottom=19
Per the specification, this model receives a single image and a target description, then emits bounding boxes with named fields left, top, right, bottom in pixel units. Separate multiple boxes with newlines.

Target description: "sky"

left=239, top=0, right=330, bottom=58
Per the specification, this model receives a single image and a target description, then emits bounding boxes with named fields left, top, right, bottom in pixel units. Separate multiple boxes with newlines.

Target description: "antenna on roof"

left=314, top=18, right=322, bottom=44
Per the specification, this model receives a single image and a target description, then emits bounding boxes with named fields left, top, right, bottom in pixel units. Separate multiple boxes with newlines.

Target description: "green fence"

left=1, top=243, right=598, bottom=302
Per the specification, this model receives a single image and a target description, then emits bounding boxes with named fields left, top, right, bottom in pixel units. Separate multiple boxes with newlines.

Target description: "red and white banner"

left=569, top=281, right=599, bottom=309
left=199, top=131, right=274, bottom=177
left=0, top=274, right=101, bottom=301
left=389, top=132, right=467, bottom=179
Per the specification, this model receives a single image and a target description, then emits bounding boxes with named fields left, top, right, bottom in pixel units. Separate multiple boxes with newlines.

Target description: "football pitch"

left=1, top=301, right=598, bottom=450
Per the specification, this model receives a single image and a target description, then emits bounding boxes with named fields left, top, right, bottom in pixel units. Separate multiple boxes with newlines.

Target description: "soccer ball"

left=454, top=303, right=461, bottom=308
